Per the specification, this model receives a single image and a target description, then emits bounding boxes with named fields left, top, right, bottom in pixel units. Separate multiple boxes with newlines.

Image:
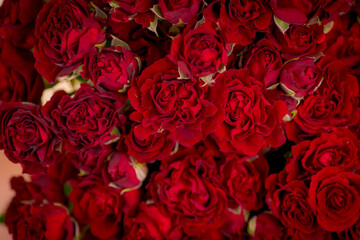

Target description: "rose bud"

left=280, top=57, right=323, bottom=98
left=158, top=0, right=202, bottom=24
left=81, top=46, right=140, bottom=92
left=0, top=40, right=44, bottom=104
left=308, top=167, right=360, bottom=232
left=103, top=152, right=148, bottom=191
left=248, top=212, right=285, bottom=240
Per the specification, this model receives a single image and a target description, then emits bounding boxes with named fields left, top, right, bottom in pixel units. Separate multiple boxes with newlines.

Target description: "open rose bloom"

left=0, top=0, right=359, bottom=239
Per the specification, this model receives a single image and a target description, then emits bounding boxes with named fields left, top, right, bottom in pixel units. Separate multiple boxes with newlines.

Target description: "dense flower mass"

left=0, top=0, right=359, bottom=238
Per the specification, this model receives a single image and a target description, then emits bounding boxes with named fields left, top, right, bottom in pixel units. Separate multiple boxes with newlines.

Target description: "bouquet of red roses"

left=0, top=0, right=359, bottom=239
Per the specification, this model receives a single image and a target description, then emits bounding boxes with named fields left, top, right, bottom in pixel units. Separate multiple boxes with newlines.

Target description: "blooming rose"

left=0, top=102, right=58, bottom=173
left=123, top=202, right=183, bottom=240
left=149, top=148, right=227, bottom=236
left=69, top=178, right=140, bottom=239
left=81, top=46, right=139, bottom=91
left=268, top=23, right=326, bottom=60
left=219, top=0, right=273, bottom=45
left=286, top=128, right=360, bottom=181
left=220, top=154, right=269, bottom=210
left=285, top=57, right=359, bottom=141
left=128, top=58, right=223, bottom=147
left=0, top=0, right=43, bottom=49
left=34, top=0, right=105, bottom=83
left=5, top=203, right=74, bottom=240
left=169, top=20, right=228, bottom=78
left=211, top=69, right=286, bottom=155
left=0, top=40, right=44, bottom=103
left=158, top=0, right=201, bottom=24
left=243, top=39, right=283, bottom=88
left=270, top=0, right=322, bottom=25
left=280, top=57, right=323, bottom=98
left=42, top=83, right=126, bottom=169
left=308, top=167, right=360, bottom=232
left=266, top=172, right=330, bottom=239
left=124, top=123, right=176, bottom=163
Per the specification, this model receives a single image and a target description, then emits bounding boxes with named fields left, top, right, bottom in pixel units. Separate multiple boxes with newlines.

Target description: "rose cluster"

left=0, top=0, right=359, bottom=239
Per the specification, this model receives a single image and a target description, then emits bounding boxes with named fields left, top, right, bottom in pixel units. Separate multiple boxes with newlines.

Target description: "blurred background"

left=0, top=0, right=23, bottom=239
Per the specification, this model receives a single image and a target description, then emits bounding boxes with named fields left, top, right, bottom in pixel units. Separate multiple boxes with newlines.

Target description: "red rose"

left=280, top=57, right=323, bottom=98
left=0, top=0, right=43, bottom=49
left=81, top=46, right=139, bottom=91
left=123, top=202, right=183, bottom=240
left=169, top=20, right=229, bottom=78
left=243, top=39, right=283, bottom=88
left=220, top=154, right=269, bottom=211
left=124, top=123, right=176, bottom=163
left=270, top=0, right=322, bottom=25
left=251, top=212, right=286, bottom=240
left=34, top=0, right=105, bottom=83
left=211, top=69, right=286, bottom=155
left=0, top=40, right=44, bottom=104
left=337, top=218, right=360, bottom=240
left=286, top=128, right=360, bottom=181
left=266, top=172, right=329, bottom=239
left=5, top=203, right=74, bottom=240
left=308, top=167, right=360, bottom=232
left=42, top=84, right=126, bottom=169
left=69, top=178, right=140, bottom=239
left=219, top=209, right=248, bottom=239
left=0, top=102, right=58, bottom=173
left=219, top=0, right=273, bottom=45
left=128, top=58, right=223, bottom=147
left=149, top=148, right=227, bottom=236
left=158, top=0, right=202, bottom=24
left=268, top=23, right=326, bottom=60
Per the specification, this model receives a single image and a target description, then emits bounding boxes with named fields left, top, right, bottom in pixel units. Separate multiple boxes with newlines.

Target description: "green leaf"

left=307, top=16, right=320, bottom=26
left=323, top=21, right=334, bottom=34
left=178, top=67, right=189, bottom=79
left=0, top=212, right=5, bottom=223
left=247, top=216, right=257, bottom=237
left=150, top=4, right=165, bottom=20
left=90, top=2, right=107, bottom=19
left=148, top=16, right=159, bottom=37
left=64, top=183, right=73, bottom=197
left=111, top=35, right=131, bottom=50
left=200, top=74, right=215, bottom=86
left=274, top=15, right=290, bottom=34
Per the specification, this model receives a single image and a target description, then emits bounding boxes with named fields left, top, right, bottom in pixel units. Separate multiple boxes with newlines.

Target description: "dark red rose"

left=266, top=172, right=330, bottom=239
left=169, top=20, right=229, bottom=78
left=69, top=178, right=140, bottom=239
left=280, top=57, right=323, bottom=98
left=34, top=0, right=105, bottom=83
left=286, top=128, right=360, bottom=181
left=220, top=154, right=269, bottom=211
left=321, top=0, right=353, bottom=21
left=5, top=203, right=73, bottom=240
left=250, top=212, right=286, bottom=240
left=308, top=167, right=360, bottom=232
left=325, top=14, right=360, bottom=76
left=0, top=40, right=44, bottom=104
left=158, top=0, right=202, bottom=24
left=42, top=84, right=126, bottom=170
left=219, top=0, right=273, bottom=45
left=270, top=0, right=322, bottom=25
left=124, top=123, right=176, bottom=163
left=211, top=69, right=286, bottom=155
left=268, top=23, right=326, bottom=60
left=285, top=57, right=359, bottom=141
left=0, top=102, right=59, bottom=173
left=128, top=58, right=224, bottom=148
left=81, top=46, right=139, bottom=91
left=149, top=148, right=227, bottom=236
left=0, top=0, right=43, bottom=49
left=219, top=209, right=248, bottom=239
left=102, top=151, right=147, bottom=190
left=243, top=39, right=283, bottom=88
left=123, top=202, right=183, bottom=240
